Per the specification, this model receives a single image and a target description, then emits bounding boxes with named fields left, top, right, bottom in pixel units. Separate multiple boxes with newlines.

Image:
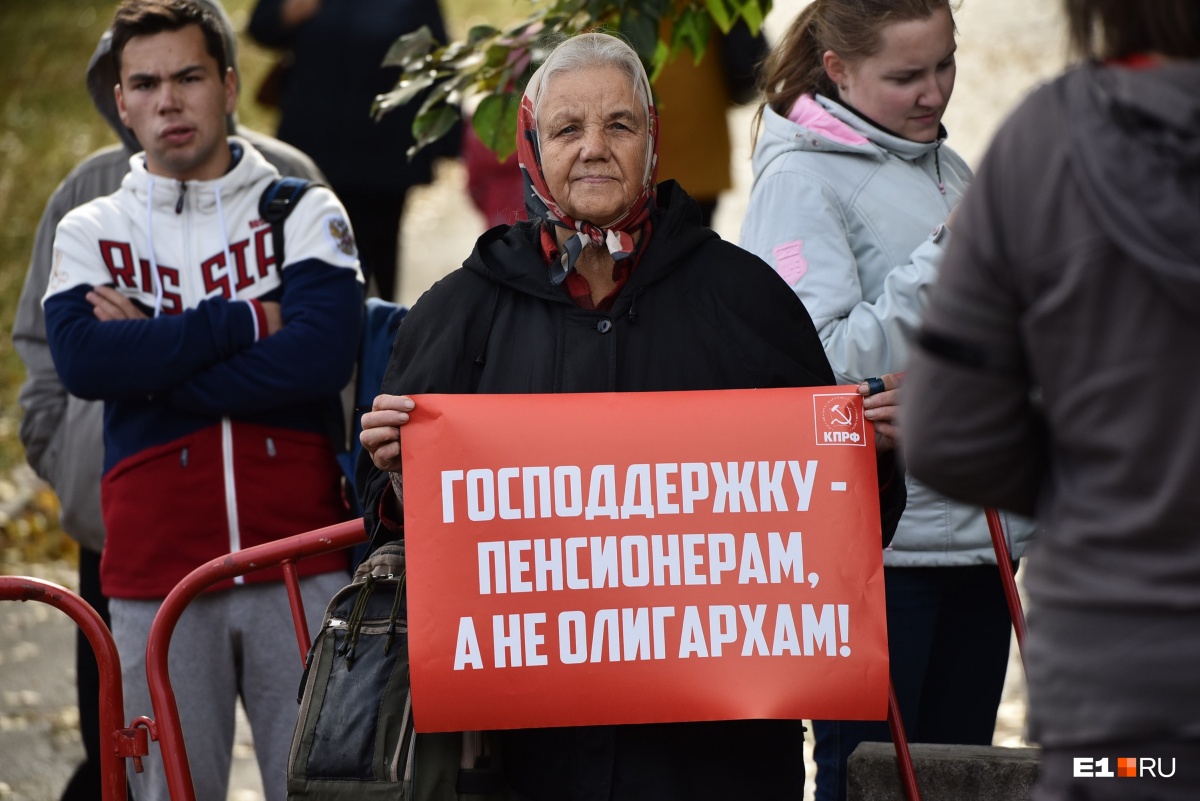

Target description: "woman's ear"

left=822, top=50, right=848, bottom=91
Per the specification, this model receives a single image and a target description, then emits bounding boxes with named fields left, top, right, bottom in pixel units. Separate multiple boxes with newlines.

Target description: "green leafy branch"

left=375, top=0, right=772, bottom=161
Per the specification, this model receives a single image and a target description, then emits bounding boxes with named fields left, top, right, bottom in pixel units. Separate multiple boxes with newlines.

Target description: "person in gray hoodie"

left=903, top=1, right=1200, bottom=798
left=11, top=2, right=321, bottom=797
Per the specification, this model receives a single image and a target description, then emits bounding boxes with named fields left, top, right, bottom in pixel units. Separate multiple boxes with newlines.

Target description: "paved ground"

left=0, top=0, right=1060, bottom=797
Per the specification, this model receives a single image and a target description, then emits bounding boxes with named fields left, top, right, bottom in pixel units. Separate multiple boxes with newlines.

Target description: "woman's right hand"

left=360, top=394, right=415, bottom=473
left=859, top=373, right=902, bottom=452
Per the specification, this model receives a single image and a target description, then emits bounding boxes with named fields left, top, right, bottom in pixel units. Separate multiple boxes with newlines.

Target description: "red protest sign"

left=400, top=387, right=888, bottom=733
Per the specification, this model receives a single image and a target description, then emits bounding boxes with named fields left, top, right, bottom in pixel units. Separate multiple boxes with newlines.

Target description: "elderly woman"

left=358, top=32, right=904, bottom=801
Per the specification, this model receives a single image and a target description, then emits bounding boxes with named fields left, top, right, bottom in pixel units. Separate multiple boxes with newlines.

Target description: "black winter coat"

left=358, top=181, right=904, bottom=801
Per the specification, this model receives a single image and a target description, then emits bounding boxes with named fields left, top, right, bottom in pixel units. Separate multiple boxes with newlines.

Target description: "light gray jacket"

left=13, top=0, right=323, bottom=552
left=740, top=94, right=1034, bottom=566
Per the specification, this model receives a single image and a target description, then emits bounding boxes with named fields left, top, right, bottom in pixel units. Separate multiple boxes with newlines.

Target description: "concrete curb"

left=848, top=742, right=1040, bottom=801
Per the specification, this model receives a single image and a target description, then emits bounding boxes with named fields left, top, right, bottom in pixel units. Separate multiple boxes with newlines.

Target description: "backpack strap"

left=337, top=299, right=408, bottom=520
left=258, top=176, right=318, bottom=268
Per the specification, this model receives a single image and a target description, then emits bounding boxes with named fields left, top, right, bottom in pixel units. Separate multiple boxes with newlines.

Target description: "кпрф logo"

left=814, top=393, right=867, bottom=447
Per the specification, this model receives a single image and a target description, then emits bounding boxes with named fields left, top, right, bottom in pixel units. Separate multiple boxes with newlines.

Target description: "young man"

left=13, top=3, right=323, bottom=797
left=39, top=2, right=362, bottom=799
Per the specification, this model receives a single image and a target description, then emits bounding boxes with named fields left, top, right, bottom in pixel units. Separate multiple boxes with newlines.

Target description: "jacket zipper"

left=175, top=180, right=187, bottom=214
left=221, top=417, right=244, bottom=583
left=933, top=144, right=946, bottom=195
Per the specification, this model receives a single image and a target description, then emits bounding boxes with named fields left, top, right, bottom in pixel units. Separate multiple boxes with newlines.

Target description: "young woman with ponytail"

left=738, top=3, right=1035, bottom=799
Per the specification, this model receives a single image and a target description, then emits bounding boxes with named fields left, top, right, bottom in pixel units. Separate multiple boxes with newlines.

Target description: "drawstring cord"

left=145, top=179, right=165, bottom=317
left=214, top=185, right=236, bottom=296
left=340, top=574, right=377, bottom=665
left=339, top=569, right=407, bottom=664
left=384, top=573, right=406, bottom=655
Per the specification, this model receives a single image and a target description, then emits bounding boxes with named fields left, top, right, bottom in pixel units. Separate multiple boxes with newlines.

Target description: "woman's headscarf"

left=516, top=34, right=660, bottom=284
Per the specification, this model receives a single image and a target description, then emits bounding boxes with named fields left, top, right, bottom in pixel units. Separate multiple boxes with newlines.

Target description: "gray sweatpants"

left=111, top=572, right=346, bottom=801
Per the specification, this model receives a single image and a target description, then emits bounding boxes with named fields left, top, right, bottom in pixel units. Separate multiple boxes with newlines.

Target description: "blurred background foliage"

left=380, top=0, right=772, bottom=160
left=0, top=0, right=527, bottom=568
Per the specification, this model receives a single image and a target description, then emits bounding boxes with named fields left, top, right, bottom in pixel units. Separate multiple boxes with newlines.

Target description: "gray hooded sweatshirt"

left=13, top=0, right=323, bottom=552
left=904, top=61, right=1200, bottom=748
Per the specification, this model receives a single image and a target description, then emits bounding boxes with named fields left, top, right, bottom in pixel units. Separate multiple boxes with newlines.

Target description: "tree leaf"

left=484, top=42, right=515, bottom=69
left=738, top=0, right=766, bottom=36
left=472, top=92, right=521, bottom=161
left=670, top=5, right=711, bottom=65
left=381, top=26, right=436, bottom=69
left=417, top=72, right=471, bottom=117
left=467, top=24, right=500, bottom=44
left=642, top=0, right=675, bottom=17
left=408, top=103, right=461, bottom=160
left=373, top=72, right=437, bottom=118
left=583, top=0, right=618, bottom=19
left=649, top=39, right=671, bottom=83
left=704, top=0, right=733, bottom=34
left=618, top=7, right=660, bottom=68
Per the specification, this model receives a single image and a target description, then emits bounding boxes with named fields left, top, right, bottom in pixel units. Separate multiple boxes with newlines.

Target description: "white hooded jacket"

left=12, top=0, right=323, bottom=553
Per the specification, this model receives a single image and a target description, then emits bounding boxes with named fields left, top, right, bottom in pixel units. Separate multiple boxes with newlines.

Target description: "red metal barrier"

left=878, top=507, right=1027, bottom=801
left=0, top=519, right=366, bottom=800
left=0, top=576, right=133, bottom=801
left=145, top=518, right=366, bottom=801
left=883, top=507, right=1033, bottom=801
left=985, top=507, right=1027, bottom=658
left=5, top=515, right=930, bottom=800
left=888, top=680, right=922, bottom=801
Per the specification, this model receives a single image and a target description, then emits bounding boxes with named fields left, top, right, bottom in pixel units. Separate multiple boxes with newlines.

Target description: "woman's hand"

left=858, top=373, right=902, bottom=452
left=360, top=394, right=415, bottom=472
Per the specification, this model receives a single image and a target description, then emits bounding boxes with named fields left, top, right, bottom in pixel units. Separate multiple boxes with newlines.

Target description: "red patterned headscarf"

left=517, top=35, right=659, bottom=285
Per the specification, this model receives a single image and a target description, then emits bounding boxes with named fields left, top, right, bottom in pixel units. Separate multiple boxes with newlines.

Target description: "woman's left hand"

left=360, top=394, right=415, bottom=473
left=858, top=373, right=902, bottom=452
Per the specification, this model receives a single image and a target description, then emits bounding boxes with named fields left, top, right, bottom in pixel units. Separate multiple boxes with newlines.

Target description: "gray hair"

left=527, top=32, right=652, bottom=130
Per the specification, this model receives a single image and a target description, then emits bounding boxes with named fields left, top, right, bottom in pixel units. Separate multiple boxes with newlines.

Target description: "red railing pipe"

left=145, top=518, right=367, bottom=801
left=887, top=679, right=923, bottom=801
left=985, top=507, right=1027, bottom=659
left=0, top=576, right=130, bottom=801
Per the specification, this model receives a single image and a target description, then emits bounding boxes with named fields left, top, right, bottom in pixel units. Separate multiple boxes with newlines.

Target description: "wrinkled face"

left=115, top=24, right=236, bottom=181
left=824, top=6, right=957, bottom=142
left=537, top=65, right=648, bottom=226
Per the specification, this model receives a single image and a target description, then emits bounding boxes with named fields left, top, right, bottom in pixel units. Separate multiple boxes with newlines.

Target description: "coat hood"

left=462, top=180, right=719, bottom=308
left=1062, top=62, right=1200, bottom=310
left=87, top=0, right=243, bottom=152
left=752, top=94, right=946, bottom=184
left=116, top=137, right=278, bottom=316
left=119, top=136, right=275, bottom=207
